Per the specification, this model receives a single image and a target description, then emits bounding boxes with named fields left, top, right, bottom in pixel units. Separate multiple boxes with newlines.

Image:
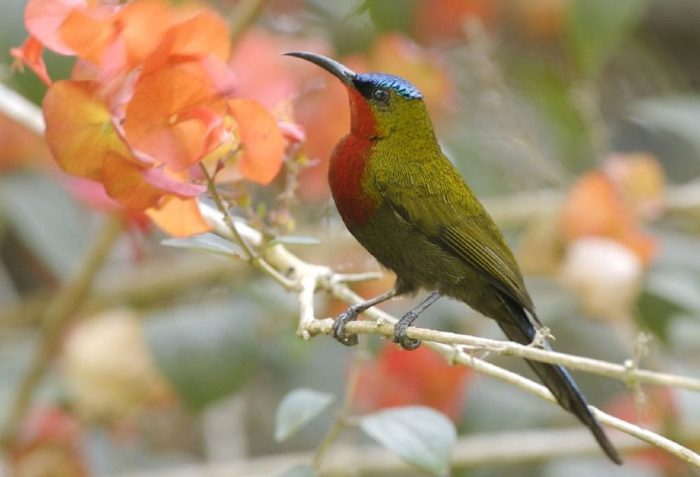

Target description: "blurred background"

left=2, top=0, right=700, bottom=475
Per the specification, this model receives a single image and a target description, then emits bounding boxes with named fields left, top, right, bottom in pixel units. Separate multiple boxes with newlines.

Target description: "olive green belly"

left=348, top=204, right=491, bottom=308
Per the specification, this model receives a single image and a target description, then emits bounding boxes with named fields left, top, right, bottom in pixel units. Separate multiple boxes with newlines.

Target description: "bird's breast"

left=328, top=134, right=379, bottom=226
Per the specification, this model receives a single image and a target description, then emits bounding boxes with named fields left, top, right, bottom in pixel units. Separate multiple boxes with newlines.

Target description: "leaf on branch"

left=631, top=96, right=700, bottom=159
left=274, top=388, right=335, bottom=442
left=360, top=406, right=456, bottom=476
left=267, top=235, right=321, bottom=247
left=0, top=174, right=91, bottom=277
left=276, top=464, right=318, bottom=477
left=645, top=270, right=700, bottom=313
left=161, top=233, right=243, bottom=257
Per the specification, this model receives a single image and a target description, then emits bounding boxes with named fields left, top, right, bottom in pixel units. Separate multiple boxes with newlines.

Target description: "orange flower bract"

left=228, top=99, right=286, bottom=185
left=43, top=80, right=131, bottom=181
left=101, top=153, right=167, bottom=210
left=10, top=36, right=52, bottom=86
left=15, top=0, right=294, bottom=237
left=146, top=197, right=211, bottom=237
left=124, top=65, right=227, bottom=170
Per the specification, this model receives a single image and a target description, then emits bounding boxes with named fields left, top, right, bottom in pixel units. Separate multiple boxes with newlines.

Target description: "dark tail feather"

left=496, top=307, right=622, bottom=465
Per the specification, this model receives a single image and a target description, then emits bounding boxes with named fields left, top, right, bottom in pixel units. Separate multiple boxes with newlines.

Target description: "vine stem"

left=2, top=215, right=123, bottom=445
left=199, top=164, right=296, bottom=290
left=312, top=346, right=365, bottom=470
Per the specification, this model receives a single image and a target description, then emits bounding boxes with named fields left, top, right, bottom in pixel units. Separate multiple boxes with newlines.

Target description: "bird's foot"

left=393, top=311, right=422, bottom=350
left=332, top=307, right=359, bottom=346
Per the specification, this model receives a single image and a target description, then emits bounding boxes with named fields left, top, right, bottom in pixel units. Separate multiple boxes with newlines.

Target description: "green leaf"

left=360, top=406, right=456, bottom=476
left=567, top=0, right=648, bottom=76
left=645, top=270, right=700, bottom=313
left=274, top=388, right=335, bottom=442
left=631, top=96, right=700, bottom=157
left=277, top=464, right=318, bottom=477
left=363, top=0, right=414, bottom=32
left=267, top=235, right=321, bottom=247
left=161, top=233, right=243, bottom=257
left=144, top=300, right=258, bottom=411
left=0, top=173, right=92, bottom=277
left=507, top=57, right=591, bottom=171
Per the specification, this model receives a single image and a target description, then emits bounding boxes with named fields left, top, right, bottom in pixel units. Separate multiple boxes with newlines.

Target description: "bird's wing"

left=438, top=220, right=535, bottom=314
left=379, top=164, right=535, bottom=315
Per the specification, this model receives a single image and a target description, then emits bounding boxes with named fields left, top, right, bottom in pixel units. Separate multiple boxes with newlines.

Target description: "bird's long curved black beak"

left=283, top=51, right=356, bottom=86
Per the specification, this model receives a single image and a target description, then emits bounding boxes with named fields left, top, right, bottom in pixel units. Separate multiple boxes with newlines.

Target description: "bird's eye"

left=372, top=88, right=389, bottom=102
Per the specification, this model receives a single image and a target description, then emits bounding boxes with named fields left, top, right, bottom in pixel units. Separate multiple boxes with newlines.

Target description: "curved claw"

left=393, top=316, right=421, bottom=350
left=332, top=309, right=359, bottom=346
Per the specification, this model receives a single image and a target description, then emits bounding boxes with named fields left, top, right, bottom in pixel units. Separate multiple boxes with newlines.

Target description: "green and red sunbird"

left=285, top=51, right=621, bottom=465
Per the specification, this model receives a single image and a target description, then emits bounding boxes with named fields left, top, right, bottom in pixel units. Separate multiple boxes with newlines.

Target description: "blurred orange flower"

left=354, top=343, right=470, bottom=420
left=411, top=0, right=500, bottom=45
left=10, top=407, right=88, bottom=477
left=561, top=168, right=658, bottom=265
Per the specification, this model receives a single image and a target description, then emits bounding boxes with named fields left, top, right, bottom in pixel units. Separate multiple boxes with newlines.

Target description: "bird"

left=284, top=51, right=622, bottom=465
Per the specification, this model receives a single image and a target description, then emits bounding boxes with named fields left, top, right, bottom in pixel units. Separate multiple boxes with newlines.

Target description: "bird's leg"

left=333, top=288, right=398, bottom=346
left=394, top=291, right=441, bottom=350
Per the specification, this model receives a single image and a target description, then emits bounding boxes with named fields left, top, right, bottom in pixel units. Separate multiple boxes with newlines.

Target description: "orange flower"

left=123, top=64, right=228, bottom=170
left=43, top=80, right=206, bottom=207
left=24, top=0, right=86, bottom=55
left=227, top=99, right=286, bottom=185
left=15, top=0, right=293, bottom=236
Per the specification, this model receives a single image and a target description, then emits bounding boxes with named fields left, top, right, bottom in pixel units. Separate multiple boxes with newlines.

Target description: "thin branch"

left=456, top=354, right=700, bottom=468
left=199, top=165, right=297, bottom=290
left=320, top=300, right=700, bottom=467
left=115, top=427, right=699, bottom=477
left=200, top=164, right=256, bottom=259
left=1, top=216, right=123, bottom=445
left=0, top=82, right=44, bottom=134
left=312, top=346, right=365, bottom=469
left=302, top=318, right=700, bottom=393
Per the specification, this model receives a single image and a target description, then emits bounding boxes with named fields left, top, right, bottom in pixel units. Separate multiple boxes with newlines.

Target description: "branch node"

left=529, top=326, right=555, bottom=348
